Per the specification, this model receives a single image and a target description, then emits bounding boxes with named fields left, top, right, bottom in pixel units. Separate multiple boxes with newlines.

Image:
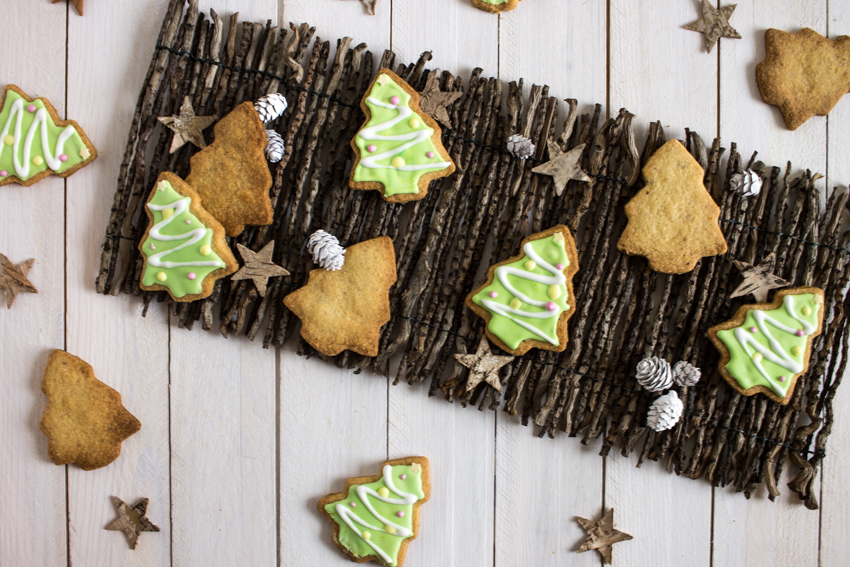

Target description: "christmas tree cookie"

left=0, top=85, right=96, bottom=187
left=708, top=287, right=824, bottom=405
left=318, top=457, right=430, bottom=567
left=471, top=0, right=523, bottom=13
left=138, top=172, right=237, bottom=301
left=349, top=70, right=455, bottom=204
left=466, top=225, right=579, bottom=356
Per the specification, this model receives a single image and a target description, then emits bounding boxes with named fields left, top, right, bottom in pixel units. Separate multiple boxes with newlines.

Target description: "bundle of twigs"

left=97, top=0, right=850, bottom=509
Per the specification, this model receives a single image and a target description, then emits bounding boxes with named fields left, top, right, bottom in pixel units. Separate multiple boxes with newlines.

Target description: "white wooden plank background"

left=1, top=1, right=848, bottom=566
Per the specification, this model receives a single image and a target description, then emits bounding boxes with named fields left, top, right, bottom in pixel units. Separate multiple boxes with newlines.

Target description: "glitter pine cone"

left=635, top=356, right=673, bottom=392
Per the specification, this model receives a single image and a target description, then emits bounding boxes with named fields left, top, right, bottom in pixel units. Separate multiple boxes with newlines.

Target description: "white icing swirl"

left=147, top=196, right=224, bottom=269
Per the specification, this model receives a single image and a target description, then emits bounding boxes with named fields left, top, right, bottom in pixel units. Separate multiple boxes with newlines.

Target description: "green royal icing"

left=0, top=90, right=88, bottom=182
left=352, top=74, right=452, bottom=196
left=140, top=181, right=226, bottom=298
left=717, top=293, right=821, bottom=398
left=472, top=235, right=570, bottom=350
left=325, top=464, right=425, bottom=567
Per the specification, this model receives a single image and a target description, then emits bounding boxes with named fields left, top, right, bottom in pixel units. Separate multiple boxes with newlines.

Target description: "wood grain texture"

left=0, top=2, right=68, bottom=566
left=819, top=2, right=850, bottom=565
left=606, top=0, right=714, bottom=564
left=713, top=2, right=826, bottom=565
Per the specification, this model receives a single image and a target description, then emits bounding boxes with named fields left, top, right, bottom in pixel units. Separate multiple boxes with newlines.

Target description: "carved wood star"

left=0, top=254, right=37, bottom=309
left=730, top=253, right=789, bottom=303
left=52, top=0, right=84, bottom=16
left=576, top=508, right=632, bottom=565
left=158, top=97, right=216, bottom=153
left=683, top=0, right=741, bottom=53
left=531, top=142, right=591, bottom=196
left=454, top=335, right=514, bottom=394
left=105, top=497, right=160, bottom=550
left=418, top=72, right=463, bottom=129
left=232, top=241, right=290, bottom=297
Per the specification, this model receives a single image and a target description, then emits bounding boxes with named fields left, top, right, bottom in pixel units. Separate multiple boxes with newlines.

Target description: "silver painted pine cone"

left=307, top=230, right=346, bottom=271
left=729, top=169, right=762, bottom=197
left=254, top=93, right=288, bottom=123
left=635, top=356, right=673, bottom=392
left=264, top=130, right=284, bottom=163
left=506, top=134, right=535, bottom=160
left=672, top=361, right=701, bottom=387
left=646, top=390, right=684, bottom=432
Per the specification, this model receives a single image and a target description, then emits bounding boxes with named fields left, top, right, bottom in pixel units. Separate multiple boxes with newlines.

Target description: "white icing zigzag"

left=0, top=97, right=78, bottom=178
left=147, top=196, right=224, bottom=269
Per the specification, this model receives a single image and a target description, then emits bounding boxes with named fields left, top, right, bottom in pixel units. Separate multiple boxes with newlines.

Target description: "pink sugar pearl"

left=27, top=104, right=36, bottom=113
left=749, top=327, right=757, bottom=333
left=556, top=263, right=564, bottom=270
left=186, top=219, right=191, bottom=224
left=390, top=96, right=400, bottom=105
left=489, top=291, right=498, bottom=298
left=779, top=375, right=787, bottom=382
left=426, top=151, right=435, bottom=159
left=396, top=511, right=405, bottom=518
left=187, top=272, right=196, bottom=280
left=796, top=330, right=805, bottom=337
left=150, top=243, right=156, bottom=250
left=546, top=302, right=557, bottom=311
left=59, top=154, right=68, bottom=162
left=349, top=502, right=357, bottom=508
left=0, top=170, right=6, bottom=177
left=367, top=144, right=377, bottom=153
left=400, top=474, right=407, bottom=480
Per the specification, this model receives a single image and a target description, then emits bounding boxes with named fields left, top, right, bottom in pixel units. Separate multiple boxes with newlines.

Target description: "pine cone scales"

left=264, top=130, right=284, bottom=163
left=730, top=169, right=762, bottom=197
left=635, top=356, right=673, bottom=392
left=647, top=390, right=684, bottom=432
left=308, top=230, right=346, bottom=271
left=506, top=134, right=535, bottom=159
left=672, top=361, right=701, bottom=387
left=254, top=93, right=288, bottom=123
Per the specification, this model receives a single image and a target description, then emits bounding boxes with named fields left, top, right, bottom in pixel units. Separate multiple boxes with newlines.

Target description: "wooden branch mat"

left=96, top=0, right=850, bottom=509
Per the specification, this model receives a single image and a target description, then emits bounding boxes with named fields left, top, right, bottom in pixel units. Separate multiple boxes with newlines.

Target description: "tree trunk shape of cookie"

left=349, top=70, right=455, bottom=204
left=0, top=85, right=96, bottom=186
left=709, top=287, right=824, bottom=405
left=185, top=101, right=273, bottom=236
left=319, top=458, right=429, bottom=567
left=139, top=173, right=237, bottom=301
left=471, top=0, right=522, bottom=13
left=466, top=226, right=579, bottom=356
left=617, top=139, right=727, bottom=274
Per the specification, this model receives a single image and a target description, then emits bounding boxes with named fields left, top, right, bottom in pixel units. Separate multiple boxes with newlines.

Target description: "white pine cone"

left=730, top=169, right=762, bottom=197
left=307, top=230, right=346, bottom=271
left=506, top=134, right=535, bottom=160
left=646, top=390, right=684, bottom=432
left=254, top=93, right=288, bottom=123
left=635, top=356, right=673, bottom=392
left=672, top=361, right=701, bottom=387
left=265, top=129, right=285, bottom=163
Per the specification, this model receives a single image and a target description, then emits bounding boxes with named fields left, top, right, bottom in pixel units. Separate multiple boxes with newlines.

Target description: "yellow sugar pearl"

left=156, top=272, right=167, bottom=282
left=32, top=155, right=44, bottom=166
left=391, top=156, right=406, bottom=168
left=3, top=135, right=13, bottom=146
left=801, top=306, right=812, bottom=316
left=385, top=525, right=397, bottom=535
left=792, top=345, right=803, bottom=357
left=200, top=244, right=212, bottom=256
left=409, top=118, right=421, bottom=128
left=361, top=531, right=371, bottom=540
left=547, top=285, right=561, bottom=300
left=162, top=208, right=174, bottom=220
left=510, top=298, right=522, bottom=310
left=378, top=487, right=389, bottom=497
left=752, top=352, right=763, bottom=362
left=524, top=260, right=537, bottom=271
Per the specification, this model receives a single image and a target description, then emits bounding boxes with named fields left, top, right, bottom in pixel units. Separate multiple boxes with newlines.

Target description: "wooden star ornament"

left=730, top=253, right=789, bottom=303
left=531, top=142, right=591, bottom=196
left=52, top=0, right=84, bottom=16
left=158, top=97, right=216, bottom=153
left=105, top=497, right=160, bottom=550
left=683, top=0, right=741, bottom=53
left=454, top=335, right=515, bottom=394
left=576, top=508, right=632, bottom=565
left=232, top=241, right=289, bottom=297
left=0, top=253, right=37, bottom=309
left=418, top=72, right=463, bottom=129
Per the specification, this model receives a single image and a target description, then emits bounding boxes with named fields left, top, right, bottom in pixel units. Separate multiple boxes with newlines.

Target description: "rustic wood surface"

left=1, top=1, right=848, bottom=566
